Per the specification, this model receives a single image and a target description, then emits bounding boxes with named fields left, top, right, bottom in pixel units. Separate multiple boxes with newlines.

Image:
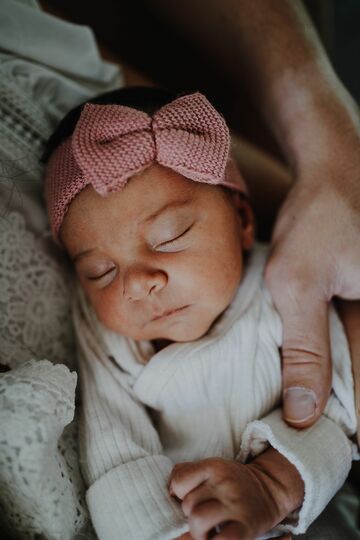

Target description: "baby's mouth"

left=151, top=305, right=190, bottom=321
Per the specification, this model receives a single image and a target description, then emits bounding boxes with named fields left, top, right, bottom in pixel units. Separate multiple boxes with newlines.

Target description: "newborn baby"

left=61, top=163, right=253, bottom=347
left=43, top=87, right=357, bottom=540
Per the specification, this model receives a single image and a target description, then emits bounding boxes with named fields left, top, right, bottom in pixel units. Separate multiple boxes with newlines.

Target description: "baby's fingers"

left=170, top=461, right=212, bottom=500
left=187, top=498, right=229, bottom=540
left=182, top=484, right=216, bottom=517
left=214, top=521, right=254, bottom=540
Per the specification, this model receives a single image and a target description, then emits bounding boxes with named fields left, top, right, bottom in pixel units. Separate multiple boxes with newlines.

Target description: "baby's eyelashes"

left=87, top=266, right=117, bottom=281
left=154, top=224, right=194, bottom=252
left=81, top=263, right=118, bottom=286
left=76, top=223, right=194, bottom=288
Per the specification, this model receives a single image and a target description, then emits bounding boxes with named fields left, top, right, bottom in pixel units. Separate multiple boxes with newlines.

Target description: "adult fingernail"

left=283, top=387, right=316, bottom=423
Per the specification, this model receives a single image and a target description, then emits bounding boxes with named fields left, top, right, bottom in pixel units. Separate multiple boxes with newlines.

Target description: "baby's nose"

left=123, top=267, right=167, bottom=301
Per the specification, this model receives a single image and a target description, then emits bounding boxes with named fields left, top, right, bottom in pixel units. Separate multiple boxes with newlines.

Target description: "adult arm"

left=232, top=134, right=360, bottom=446
left=147, top=0, right=360, bottom=429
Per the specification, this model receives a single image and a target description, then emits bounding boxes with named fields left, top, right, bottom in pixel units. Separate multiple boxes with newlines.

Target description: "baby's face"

left=61, top=164, right=253, bottom=343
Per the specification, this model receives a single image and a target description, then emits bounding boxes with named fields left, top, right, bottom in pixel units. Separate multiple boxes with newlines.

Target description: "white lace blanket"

left=0, top=0, right=122, bottom=537
left=0, top=212, right=92, bottom=539
left=0, top=359, right=84, bottom=538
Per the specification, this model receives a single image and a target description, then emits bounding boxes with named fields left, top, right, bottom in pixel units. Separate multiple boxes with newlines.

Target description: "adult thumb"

left=272, top=283, right=332, bottom=428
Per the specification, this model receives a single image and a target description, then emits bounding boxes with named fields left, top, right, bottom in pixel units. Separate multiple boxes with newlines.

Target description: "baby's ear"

left=233, top=192, right=255, bottom=250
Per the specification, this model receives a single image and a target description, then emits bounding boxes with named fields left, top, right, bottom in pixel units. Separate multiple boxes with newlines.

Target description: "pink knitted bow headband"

left=44, top=92, right=247, bottom=241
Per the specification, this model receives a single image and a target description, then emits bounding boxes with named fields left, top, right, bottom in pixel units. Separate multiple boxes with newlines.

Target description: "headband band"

left=44, top=92, right=247, bottom=242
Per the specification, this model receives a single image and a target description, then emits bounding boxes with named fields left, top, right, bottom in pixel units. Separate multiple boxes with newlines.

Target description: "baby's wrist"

left=246, top=447, right=305, bottom=523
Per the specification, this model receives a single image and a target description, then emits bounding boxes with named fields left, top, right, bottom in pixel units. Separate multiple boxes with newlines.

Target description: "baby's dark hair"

left=41, top=86, right=180, bottom=164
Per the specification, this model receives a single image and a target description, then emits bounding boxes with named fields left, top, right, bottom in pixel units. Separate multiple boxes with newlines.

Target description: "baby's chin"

left=133, top=312, right=223, bottom=344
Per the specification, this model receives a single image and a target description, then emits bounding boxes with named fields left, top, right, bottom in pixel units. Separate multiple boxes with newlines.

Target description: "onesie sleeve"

left=73, top=296, right=188, bottom=540
left=238, top=298, right=358, bottom=536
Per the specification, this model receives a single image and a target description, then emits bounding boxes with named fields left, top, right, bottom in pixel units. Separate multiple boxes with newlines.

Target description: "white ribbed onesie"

left=74, top=243, right=358, bottom=540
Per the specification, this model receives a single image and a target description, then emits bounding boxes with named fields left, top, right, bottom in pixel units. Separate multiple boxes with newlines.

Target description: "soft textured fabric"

left=0, top=0, right=122, bottom=537
left=44, top=93, right=247, bottom=242
left=73, top=243, right=358, bottom=540
left=1, top=2, right=359, bottom=539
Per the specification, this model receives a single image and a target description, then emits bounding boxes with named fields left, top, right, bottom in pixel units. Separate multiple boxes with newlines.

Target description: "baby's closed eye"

left=80, top=262, right=117, bottom=284
left=154, top=224, right=194, bottom=252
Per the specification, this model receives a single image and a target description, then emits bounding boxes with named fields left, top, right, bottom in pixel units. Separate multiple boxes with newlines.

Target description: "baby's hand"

left=169, top=453, right=302, bottom=540
left=169, top=457, right=273, bottom=539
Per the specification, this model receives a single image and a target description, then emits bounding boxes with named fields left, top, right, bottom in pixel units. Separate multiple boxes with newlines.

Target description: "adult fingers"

left=266, top=265, right=332, bottom=428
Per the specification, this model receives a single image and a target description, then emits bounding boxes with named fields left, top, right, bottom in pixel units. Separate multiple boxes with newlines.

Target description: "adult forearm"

left=209, top=0, right=358, bottom=170
left=148, top=0, right=359, bottom=171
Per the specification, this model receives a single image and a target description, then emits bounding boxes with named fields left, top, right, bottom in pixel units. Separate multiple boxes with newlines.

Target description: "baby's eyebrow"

left=141, top=198, right=193, bottom=226
left=72, top=198, right=194, bottom=263
left=72, top=248, right=94, bottom=263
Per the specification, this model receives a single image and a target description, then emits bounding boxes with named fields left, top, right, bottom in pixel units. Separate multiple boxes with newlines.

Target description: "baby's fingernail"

left=283, top=387, right=316, bottom=423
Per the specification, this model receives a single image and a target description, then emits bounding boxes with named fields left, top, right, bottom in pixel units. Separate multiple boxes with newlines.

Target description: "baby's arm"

left=169, top=295, right=357, bottom=539
left=73, top=296, right=188, bottom=540
left=169, top=449, right=303, bottom=540
left=236, top=298, right=356, bottom=536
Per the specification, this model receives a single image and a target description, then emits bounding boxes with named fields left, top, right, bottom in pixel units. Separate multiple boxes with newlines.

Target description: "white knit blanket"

left=73, top=243, right=358, bottom=540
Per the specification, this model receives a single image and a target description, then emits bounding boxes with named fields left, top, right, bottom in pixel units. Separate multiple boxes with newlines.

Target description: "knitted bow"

left=72, top=92, right=230, bottom=195
left=44, top=92, right=247, bottom=242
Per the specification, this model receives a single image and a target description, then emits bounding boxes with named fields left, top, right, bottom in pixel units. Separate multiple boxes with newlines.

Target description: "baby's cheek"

left=99, top=305, right=130, bottom=335
left=202, top=244, right=242, bottom=294
left=85, top=289, right=127, bottom=334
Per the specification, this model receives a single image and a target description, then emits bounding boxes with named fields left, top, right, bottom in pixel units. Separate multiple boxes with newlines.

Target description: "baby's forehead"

left=63, top=164, right=238, bottom=246
left=73, top=165, right=200, bottom=214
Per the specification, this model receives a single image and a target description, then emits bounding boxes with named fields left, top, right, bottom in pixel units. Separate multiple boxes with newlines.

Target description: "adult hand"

left=146, top=0, right=360, bottom=429
left=266, top=120, right=360, bottom=427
